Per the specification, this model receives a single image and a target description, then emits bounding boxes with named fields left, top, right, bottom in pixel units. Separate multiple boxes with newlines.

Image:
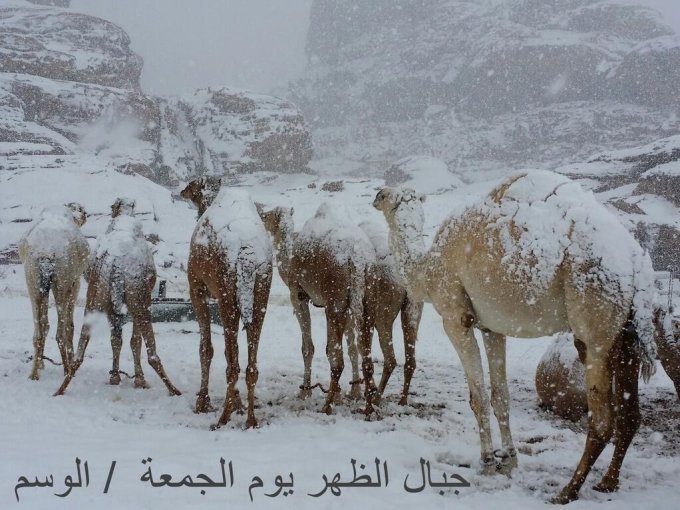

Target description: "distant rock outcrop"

left=295, top=0, right=680, bottom=176
left=0, top=1, right=312, bottom=182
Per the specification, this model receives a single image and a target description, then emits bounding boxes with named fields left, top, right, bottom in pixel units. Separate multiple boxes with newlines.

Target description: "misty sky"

left=71, top=0, right=680, bottom=98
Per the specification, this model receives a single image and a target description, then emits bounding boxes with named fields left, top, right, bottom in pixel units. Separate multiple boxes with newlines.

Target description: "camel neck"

left=388, top=216, right=430, bottom=302
left=273, top=227, right=294, bottom=287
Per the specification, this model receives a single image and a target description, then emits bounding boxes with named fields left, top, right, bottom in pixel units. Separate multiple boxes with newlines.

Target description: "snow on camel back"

left=191, top=187, right=272, bottom=326
left=447, top=170, right=658, bottom=379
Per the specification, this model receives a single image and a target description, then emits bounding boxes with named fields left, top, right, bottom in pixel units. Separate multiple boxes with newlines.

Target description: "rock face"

left=295, top=0, right=680, bottom=176
left=557, top=135, right=680, bottom=272
left=0, top=1, right=312, bottom=182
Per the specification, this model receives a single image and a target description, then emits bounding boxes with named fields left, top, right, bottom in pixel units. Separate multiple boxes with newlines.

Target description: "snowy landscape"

left=1, top=1, right=680, bottom=509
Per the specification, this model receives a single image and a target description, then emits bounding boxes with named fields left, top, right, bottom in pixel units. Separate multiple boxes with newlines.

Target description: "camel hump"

left=488, top=173, right=528, bottom=203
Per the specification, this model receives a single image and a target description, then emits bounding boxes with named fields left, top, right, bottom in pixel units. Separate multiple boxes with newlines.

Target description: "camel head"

left=180, top=176, right=222, bottom=217
left=110, top=197, right=136, bottom=218
left=65, top=202, right=87, bottom=227
left=259, top=206, right=294, bottom=241
left=373, top=187, right=425, bottom=218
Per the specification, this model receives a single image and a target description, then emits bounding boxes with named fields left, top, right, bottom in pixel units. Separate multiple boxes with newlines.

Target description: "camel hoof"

left=347, top=387, right=362, bottom=401
left=134, top=378, right=149, bottom=389
left=398, top=396, right=409, bottom=406
left=321, top=404, right=333, bottom=415
left=194, top=395, right=215, bottom=413
left=245, top=417, right=258, bottom=429
left=298, top=389, right=312, bottom=400
left=29, top=372, right=40, bottom=381
left=168, top=387, right=182, bottom=396
left=593, top=479, right=619, bottom=493
left=550, top=488, right=579, bottom=505
left=109, top=374, right=121, bottom=386
left=479, top=461, right=497, bottom=476
left=209, top=422, right=221, bottom=431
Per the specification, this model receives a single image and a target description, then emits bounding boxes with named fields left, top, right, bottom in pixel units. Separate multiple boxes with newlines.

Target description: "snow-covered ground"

left=1, top=156, right=679, bottom=509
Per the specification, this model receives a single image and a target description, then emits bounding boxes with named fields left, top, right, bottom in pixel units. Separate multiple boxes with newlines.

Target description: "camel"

left=179, top=176, right=222, bottom=218
left=19, top=203, right=90, bottom=380
left=373, top=170, right=658, bottom=504
left=535, top=334, right=587, bottom=422
left=654, top=308, right=680, bottom=399
left=259, top=204, right=380, bottom=415
left=183, top=184, right=273, bottom=429
left=358, top=220, right=423, bottom=404
left=55, top=198, right=181, bottom=397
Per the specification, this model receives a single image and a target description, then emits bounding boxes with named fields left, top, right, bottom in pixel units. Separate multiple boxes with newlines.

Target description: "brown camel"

left=259, top=204, right=380, bottom=415
left=373, top=170, right=658, bottom=503
left=19, top=203, right=90, bottom=380
left=179, top=176, right=222, bottom=218
left=535, top=334, right=588, bottom=422
left=55, top=198, right=181, bottom=397
left=182, top=182, right=273, bottom=429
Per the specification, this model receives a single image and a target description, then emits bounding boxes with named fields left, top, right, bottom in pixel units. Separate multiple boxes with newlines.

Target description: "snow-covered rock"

left=294, top=0, right=680, bottom=177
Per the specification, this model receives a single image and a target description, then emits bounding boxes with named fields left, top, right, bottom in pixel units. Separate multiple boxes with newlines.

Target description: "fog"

left=70, top=0, right=312, bottom=96
left=71, top=0, right=680, bottom=97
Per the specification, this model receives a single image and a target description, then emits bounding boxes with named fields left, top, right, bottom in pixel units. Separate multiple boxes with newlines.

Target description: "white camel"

left=373, top=170, right=657, bottom=503
left=19, top=203, right=89, bottom=380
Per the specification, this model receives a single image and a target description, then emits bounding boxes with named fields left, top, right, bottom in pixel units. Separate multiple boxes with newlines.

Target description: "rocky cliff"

left=0, top=1, right=312, bottom=183
left=294, top=0, right=680, bottom=177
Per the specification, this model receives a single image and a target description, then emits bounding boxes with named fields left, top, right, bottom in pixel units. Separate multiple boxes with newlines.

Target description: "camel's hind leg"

left=593, top=326, right=641, bottom=493
left=442, top=315, right=495, bottom=473
left=375, top=319, right=397, bottom=402
left=28, top=291, right=49, bottom=380
left=191, top=279, right=214, bottom=412
left=53, top=279, right=79, bottom=376
left=242, top=273, right=271, bottom=429
left=130, top=322, right=149, bottom=389
left=321, top=306, right=346, bottom=415
left=214, top=296, right=242, bottom=428
left=399, top=298, right=422, bottom=406
left=481, top=331, right=517, bottom=474
left=290, top=287, right=314, bottom=400
left=108, top=310, right=124, bottom=386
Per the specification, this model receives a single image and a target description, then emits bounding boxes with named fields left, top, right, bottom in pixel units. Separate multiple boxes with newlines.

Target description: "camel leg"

left=594, top=333, right=641, bottom=493
left=191, top=280, right=214, bottom=412
left=108, top=311, right=124, bottom=386
left=482, top=331, right=517, bottom=474
left=399, top=299, right=422, bottom=405
left=130, top=322, right=148, bottom=389
left=375, top=321, right=396, bottom=402
left=359, top=305, right=379, bottom=416
left=135, top=308, right=181, bottom=396
left=554, top=348, right=614, bottom=504
left=290, top=287, right=314, bottom=400
left=442, top=316, right=495, bottom=474
left=242, top=275, right=270, bottom=429
left=345, top=322, right=362, bottom=401
left=53, top=280, right=78, bottom=376
left=29, top=292, right=49, bottom=380
left=321, top=307, right=346, bottom=415
left=215, top=301, right=241, bottom=427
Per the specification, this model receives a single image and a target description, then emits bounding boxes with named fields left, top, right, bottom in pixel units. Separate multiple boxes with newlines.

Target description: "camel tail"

left=236, top=246, right=258, bottom=330
left=630, top=249, right=658, bottom=383
left=348, top=262, right=366, bottom=341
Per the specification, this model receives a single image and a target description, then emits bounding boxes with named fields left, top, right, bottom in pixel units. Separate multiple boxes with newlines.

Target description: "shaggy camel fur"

left=55, top=198, right=181, bottom=396
left=19, top=203, right=89, bottom=380
left=183, top=183, right=273, bottom=429
left=535, top=334, right=587, bottom=422
left=260, top=204, right=380, bottom=415
left=373, top=170, right=658, bottom=504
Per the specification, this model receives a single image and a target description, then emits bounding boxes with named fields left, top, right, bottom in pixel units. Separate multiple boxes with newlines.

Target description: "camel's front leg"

left=290, top=288, right=314, bottom=399
left=399, top=298, right=422, bottom=405
left=108, top=312, right=124, bottom=385
left=214, top=305, right=241, bottom=428
left=481, top=331, right=517, bottom=475
left=442, top=317, right=495, bottom=474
